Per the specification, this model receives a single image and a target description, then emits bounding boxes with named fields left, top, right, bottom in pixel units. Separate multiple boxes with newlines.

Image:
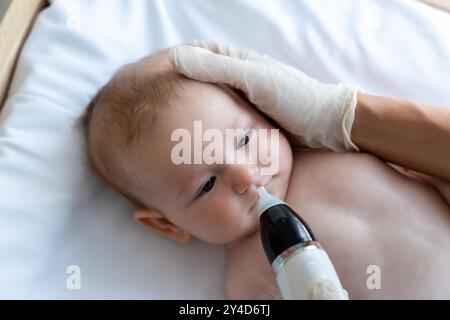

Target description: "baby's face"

left=131, top=80, right=293, bottom=245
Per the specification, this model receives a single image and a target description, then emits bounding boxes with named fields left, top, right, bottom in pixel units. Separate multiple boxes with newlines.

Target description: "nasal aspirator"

left=255, top=186, right=348, bottom=300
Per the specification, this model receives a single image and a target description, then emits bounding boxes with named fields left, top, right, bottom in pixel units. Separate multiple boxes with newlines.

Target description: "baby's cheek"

left=203, top=204, right=242, bottom=230
left=196, top=202, right=230, bottom=228
left=190, top=192, right=254, bottom=243
left=206, top=205, right=235, bottom=228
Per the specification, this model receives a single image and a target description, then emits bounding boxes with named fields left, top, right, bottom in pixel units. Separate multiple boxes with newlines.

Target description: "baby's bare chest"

left=229, top=152, right=450, bottom=299
left=283, top=151, right=450, bottom=298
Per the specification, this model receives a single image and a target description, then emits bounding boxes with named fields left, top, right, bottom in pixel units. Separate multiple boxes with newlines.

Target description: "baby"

left=80, top=50, right=450, bottom=299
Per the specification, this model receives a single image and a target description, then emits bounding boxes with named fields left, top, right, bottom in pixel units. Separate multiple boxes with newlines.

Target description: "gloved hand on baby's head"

left=168, top=40, right=361, bottom=152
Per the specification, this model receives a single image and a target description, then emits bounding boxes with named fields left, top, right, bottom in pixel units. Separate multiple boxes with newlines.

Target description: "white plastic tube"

left=256, top=187, right=348, bottom=300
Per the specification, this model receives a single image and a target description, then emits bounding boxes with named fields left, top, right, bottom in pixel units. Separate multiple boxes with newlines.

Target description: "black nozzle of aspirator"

left=259, top=204, right=315, bottom=264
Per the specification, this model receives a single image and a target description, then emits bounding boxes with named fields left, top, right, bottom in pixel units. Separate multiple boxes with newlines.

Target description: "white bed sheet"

left=0, top=0, right=449, bottom=299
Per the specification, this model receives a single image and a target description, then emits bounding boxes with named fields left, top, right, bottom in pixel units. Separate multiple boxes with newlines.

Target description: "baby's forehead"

left=135, top=84, right=242, bottom=171
left=167, top=82, right=245, bottom=126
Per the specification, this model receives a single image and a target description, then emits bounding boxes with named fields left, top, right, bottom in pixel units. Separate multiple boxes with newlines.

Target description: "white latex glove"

left=168, top=41, right=361, bottom=152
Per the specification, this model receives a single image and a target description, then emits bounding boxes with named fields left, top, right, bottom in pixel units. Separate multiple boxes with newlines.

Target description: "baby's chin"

left=230, top=224, right=260, bottom=248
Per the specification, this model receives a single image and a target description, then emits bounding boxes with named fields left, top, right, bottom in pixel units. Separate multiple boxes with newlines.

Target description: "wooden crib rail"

left=0, top=0, right=47, bottom=109
left=420, top=0, right=450, bottom=12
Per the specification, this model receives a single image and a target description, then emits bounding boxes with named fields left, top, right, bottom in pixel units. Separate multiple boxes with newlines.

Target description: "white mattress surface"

left=0, top=0, right=449, bottom=298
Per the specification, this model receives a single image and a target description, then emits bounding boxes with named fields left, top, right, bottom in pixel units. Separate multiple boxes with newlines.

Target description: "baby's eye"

left=237, top=130, right=252, bottom=148
left=200, top=176, right=216, bottom=195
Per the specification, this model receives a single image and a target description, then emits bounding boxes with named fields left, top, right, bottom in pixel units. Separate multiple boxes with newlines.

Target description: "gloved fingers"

left=189, top=40, right=310, bottom=82
left=169, top=42, right=312, bottom=94
left=191, top=40, right=303, bottom=80
left=168, top=45, right=271, bottom=93
left=184, top=40, right=265, bottom=61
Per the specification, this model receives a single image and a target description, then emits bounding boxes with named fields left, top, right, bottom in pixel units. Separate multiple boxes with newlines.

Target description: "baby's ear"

left=133, top=208, right=192, bottom=244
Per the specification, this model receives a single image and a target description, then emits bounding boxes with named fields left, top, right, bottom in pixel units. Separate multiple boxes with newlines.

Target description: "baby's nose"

left=253, top=170, right=268, bottom=188
left=232, top=163, right=260, bottom=194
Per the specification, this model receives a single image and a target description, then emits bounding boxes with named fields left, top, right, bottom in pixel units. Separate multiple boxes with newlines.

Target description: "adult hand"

left=168, top=41, right=361, bottom=152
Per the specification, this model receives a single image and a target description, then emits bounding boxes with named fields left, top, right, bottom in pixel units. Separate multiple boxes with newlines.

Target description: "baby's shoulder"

left=289, top=149, right=388, bottom=192
left=291, top=149, right=450, bottom=206
left=292, top=149, right=384, bottom=172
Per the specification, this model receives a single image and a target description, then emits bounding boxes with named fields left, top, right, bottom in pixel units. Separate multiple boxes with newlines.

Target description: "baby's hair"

left=78, top=50, right=185, bottom=208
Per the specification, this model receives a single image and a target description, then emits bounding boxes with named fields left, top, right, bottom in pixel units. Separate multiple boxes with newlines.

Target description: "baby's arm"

left=406, top=171, right=450, bottom=205
left=389, top=163, right=450, bottom=205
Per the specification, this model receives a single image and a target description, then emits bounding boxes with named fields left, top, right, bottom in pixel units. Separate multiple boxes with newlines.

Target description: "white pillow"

left=1, top=0, right=449, bottom=298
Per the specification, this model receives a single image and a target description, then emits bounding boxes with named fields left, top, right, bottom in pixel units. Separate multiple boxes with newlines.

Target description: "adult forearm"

left=352, top=93, right=450, bottom=181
